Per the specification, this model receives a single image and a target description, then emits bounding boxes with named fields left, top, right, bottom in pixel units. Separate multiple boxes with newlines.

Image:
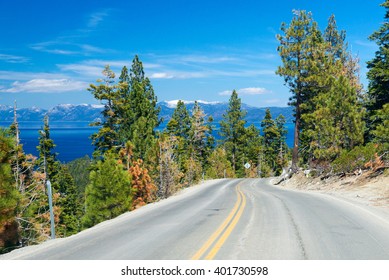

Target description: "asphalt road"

left=1, top=178, right=389, bottom=260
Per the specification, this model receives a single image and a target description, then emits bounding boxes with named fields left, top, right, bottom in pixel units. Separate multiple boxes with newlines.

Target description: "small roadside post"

left=46, top=180, right=56, bottom=239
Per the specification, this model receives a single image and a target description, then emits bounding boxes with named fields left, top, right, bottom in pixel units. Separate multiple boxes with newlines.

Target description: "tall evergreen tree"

left=278, top=11, right=364, bottom=172
left=36, top=115, right=58, bottom=179
left=0, top=129, right=20, bottom=253
left=300, top=15, right=364, bottom=168
left=276, top=10, right=320, bottom=172
left=54, top=165, right=82, bottom=237
left=189, top=101, right=209, bottom=167
left=242, top=124, right=262, bottom=177
left=324, top=14, right=346, bottom=61
left=261, top=109, right=280, bottom=172
left=219, top=90, right=247, bottom=176
left=66, top=155, right=92, bottom=199
left=275, top=114, right=289, bottom=174
left=83, top=153, right=132, bottom=228
left=127, top=56, right=161, bottom=160
left=89, top=65, right=119, bottom=157
left=366, top=0, right=389, bottom=141
left=37, top=116, right=82, bottom=237
left=167, top=100, right=192, bottom=175
left=371, top=103, right=389, bottom=151
left=167, top=100, right=192, bottom=140
left=204, top=115, right=216, bottom=169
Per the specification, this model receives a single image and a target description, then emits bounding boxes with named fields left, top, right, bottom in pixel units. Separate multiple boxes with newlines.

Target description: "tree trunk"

left=292, top=98, right=301, bottom=172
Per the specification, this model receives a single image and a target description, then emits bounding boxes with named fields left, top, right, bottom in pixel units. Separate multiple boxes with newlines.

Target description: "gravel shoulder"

left=273, top=171, right=389, bottom=216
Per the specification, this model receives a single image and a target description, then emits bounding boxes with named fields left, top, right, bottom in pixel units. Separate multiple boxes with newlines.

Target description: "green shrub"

left=332, top=143, right=377, bottom=173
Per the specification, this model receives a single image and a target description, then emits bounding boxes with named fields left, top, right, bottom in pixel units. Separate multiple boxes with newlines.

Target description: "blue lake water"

left=0, top=121, right=295, bottom=163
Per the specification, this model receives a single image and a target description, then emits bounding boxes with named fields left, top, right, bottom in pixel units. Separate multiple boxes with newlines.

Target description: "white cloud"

left=58, top=60, right=162, bottom=78
left=87, top=11, right=109, bottom=28
left=0, top=54, right=29, bottom=63
left=219, top=87, right=270, bottom=96
left=0, top=71, right=66, bottom=81
left=219, top=90, right=233, bottom=96
left=30, top=9, right=112, bottom=56
left=30, top=41, right=79, bottom=55
left=49, top=49, right=79, bottom=55
left=58, top=64, right=104, bottom=77
left=173, top=71, right=207, bottom=79
left=31, top=41, right=108, bottom=56
left=150, top=72, right=174, bottom=79
left=0, top=79, right=88, bottom=93
left=151, top=70, right=207, bottom=79
left=143, top=52, right=276, bottom=79
left=80, top=44, right=106, bottom=53
left=239, top=87, right=270, bottom=95
left=83, top=59, right=131, bottom=68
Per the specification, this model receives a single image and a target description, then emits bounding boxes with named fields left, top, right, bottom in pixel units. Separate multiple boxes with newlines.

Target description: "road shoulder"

left=270, top=172, right=389, bottom=224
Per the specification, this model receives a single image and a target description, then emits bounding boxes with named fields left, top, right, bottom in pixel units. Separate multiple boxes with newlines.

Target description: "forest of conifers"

left=1, top=3, right=388, bottom=253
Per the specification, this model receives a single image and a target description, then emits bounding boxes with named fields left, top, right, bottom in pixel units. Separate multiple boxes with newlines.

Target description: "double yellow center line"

left=191, top=183, right=246, bottom=260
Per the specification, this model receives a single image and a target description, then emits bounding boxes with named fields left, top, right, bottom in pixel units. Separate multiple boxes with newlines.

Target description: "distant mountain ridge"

left=0, top=101, right=294, bottom=124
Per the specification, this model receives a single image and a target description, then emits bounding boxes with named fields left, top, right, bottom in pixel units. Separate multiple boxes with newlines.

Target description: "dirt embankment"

left=276, top=171, right=389, bottom=208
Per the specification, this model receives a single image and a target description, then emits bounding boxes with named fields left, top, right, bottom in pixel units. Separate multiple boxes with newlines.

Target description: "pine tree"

left=186, top=101, right=210, bottom=183
left=242, top=124, right=262, bottom=177
left=366, top=0, right=389, bottom=141
left=89, top=65, right=120, bottom=157
left=36, top=115, right=58, bottom=179
left=36, top=116, right=83, bottom=237
left=116, top=65, right=132, bottom=145
left=204, top=115, right=216, bottom=170
left=66, top=155, right=92, bottom=199
left=167, top=100, right=191, bottom=140
left=278, top=12, right=365, bottom=172
left=167, top=100, right=192, bottom=176
left=89, top=56, right=161, bottom=172
left=83, top=153, right=132, bottom=228
left=275, top=114, right=289, bottom=174
left=219, top=90, right=247, bottom=176
left=371, top=103, right=389, bottom=151
left=299, top=15, right=364, bottom=169
left=5, top=112, right=57, bottom=247
left=261, top=109, right=280, bottom=172
left=276, top=10, right=320, bottom=172
left=189, top=101, right=209, bottom=162
left=54, top=165, right=82, bottom=237
left=324, top=14, right=346, bottom=61
left=0, top=129, right=20, bottom=253
left=127, top=55, right=161, bottom=160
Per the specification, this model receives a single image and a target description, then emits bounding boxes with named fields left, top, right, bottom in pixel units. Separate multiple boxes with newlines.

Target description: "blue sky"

left=0, top=0, right=382, bottom=108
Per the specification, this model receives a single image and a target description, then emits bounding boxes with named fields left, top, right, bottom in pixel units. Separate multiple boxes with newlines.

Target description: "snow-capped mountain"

left=158, top=101, right=293, bottom=123
left=0, top=102, right=294, bottom=123
left=47, top=104, right=103, bottom=121
left=163, top=100, right=223, bottom=108
left=0, top=104, right=103, bottom=122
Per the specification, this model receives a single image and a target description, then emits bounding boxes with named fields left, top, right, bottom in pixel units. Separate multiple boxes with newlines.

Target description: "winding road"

left=1, top=178, right=389, bottom=260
